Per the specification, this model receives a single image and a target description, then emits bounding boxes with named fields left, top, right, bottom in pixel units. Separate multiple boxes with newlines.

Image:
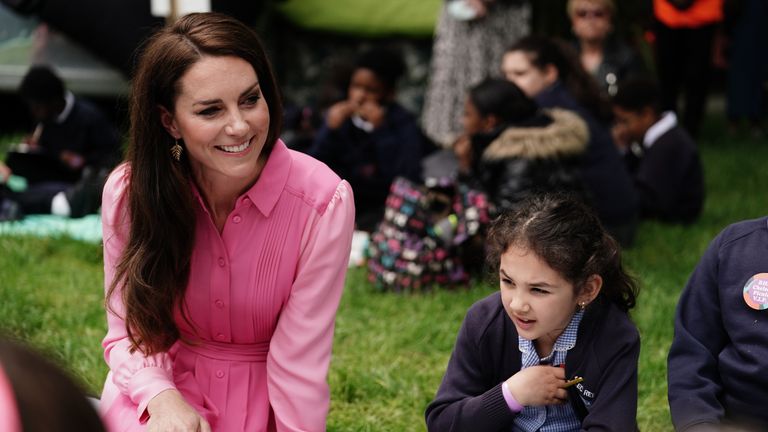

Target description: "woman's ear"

left=159, top=106, right=180, bottom=139
left=578, top=274, right=603, bottom=306
left=543, top=64, right=560, bottom=87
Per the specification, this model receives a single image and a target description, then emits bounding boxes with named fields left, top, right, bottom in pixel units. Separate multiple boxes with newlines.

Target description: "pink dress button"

left=216, top=333, right=225, bottom=341
left=216, top=370, right=225, bottom=378
left=215, top=300, right=224, bottom=308
left=233, top=215, right=242, bottom=224
left=218, top=257, right=225, bottom=267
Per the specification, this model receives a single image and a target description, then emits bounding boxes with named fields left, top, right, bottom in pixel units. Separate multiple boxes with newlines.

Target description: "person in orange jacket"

left=651, top=0, right=724, bottom=138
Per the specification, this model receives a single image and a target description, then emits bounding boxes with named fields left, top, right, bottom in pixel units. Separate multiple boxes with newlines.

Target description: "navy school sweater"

left=668, top=217, right=768, bottom=430
left=426, top=292, right=639, bottom=431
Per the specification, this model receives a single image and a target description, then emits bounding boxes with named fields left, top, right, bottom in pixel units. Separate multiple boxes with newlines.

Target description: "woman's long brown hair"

left=107, top=12, right=283, bottom=355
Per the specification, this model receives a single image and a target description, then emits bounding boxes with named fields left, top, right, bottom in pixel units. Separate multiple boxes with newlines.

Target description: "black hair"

left=507, top=36, right=613, bottom=123
left=486, top=193, right=638, bottom=312
left=611, top=76, right=662, bottom=114
left=0, top=336, right=106, bottom=431
left=468, top=78, right=545, bottom=126
left=355, top=47, right=406, bottom=90
left=18, top=65, right=65, bottom=103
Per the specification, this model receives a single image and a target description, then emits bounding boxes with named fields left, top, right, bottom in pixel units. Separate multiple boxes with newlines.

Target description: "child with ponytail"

left=426, top=193, right=639, bottom=431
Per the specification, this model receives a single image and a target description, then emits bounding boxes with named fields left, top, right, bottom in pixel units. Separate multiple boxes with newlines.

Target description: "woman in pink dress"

left=98, top=12, right=355, bottom=431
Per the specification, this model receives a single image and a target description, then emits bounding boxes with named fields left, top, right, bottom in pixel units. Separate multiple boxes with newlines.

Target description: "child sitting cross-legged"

left=308, top=47, right=425, bottom=231
left=611, top=77, right=705, bottom=224
left=426, top=193, right=640, bottom=431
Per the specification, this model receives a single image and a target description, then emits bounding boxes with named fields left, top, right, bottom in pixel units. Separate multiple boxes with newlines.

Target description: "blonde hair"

left=567, top=0, right=615, bottom=17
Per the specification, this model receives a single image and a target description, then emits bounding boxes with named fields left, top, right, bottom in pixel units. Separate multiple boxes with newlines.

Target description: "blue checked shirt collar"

left=513, top=310, right=584, bottom=432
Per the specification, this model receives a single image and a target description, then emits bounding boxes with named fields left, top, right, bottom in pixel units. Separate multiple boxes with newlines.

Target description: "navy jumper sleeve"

left=668, top=230, right=729, bottom=429
left=666, top=219, right=768, bottom=430
left=425, top=306, right=516, bottom=432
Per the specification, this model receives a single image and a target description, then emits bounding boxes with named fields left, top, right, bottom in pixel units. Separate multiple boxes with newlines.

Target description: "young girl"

left=426, top=194, right=639, bottom=431
left=454, top=78, right=588, bottom=213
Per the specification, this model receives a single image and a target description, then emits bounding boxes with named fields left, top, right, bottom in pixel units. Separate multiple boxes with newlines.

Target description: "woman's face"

left=501, top=51, right=556, bottom=99
left=161, top=55, right=271, bottom=190
left=570, top=1, right=612, bottom=44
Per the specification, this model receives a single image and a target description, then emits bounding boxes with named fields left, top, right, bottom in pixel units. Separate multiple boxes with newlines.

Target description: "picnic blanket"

left=0, top=214, right=102, bottom=243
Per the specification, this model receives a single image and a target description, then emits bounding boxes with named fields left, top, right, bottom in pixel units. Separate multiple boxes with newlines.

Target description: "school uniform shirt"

left=512, top=310, right=584, bottom=431
left=668, top=217, right=768, bottom=430
left=624, top=111, right=704, bottom=223
left=99, top=140, right=355, bottom=431
left=426, top=292, right=640, bottom=432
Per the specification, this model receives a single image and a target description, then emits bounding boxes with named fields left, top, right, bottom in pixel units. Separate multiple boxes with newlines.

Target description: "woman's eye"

left=197, top=107, right=220, bottom=117
left=244, top=94, right=261, bottom=105
left=531, top=287, right=549, bottom=294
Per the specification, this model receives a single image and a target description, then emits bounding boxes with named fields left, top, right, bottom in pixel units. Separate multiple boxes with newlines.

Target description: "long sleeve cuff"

left=128, top=366, right=176, bottom=422
left=502, top=381, right=524, bottom=413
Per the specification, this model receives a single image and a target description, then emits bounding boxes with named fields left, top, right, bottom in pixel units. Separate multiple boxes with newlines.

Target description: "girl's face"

left=501, top=51, right=557, bottom=98
left=161, top=55, right=271, bottom=191
left=461, top=97, right=485, bottom=136
left=348, top=68, right=389, bottom=107
left=499, top=244, right=598, bottom=355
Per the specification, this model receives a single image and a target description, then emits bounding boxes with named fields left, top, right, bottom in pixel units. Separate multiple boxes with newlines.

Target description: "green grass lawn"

left=1, top=116, right=767, bottom=431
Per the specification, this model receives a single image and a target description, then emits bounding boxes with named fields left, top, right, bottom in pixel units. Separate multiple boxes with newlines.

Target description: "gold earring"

left=170, top=140, right=182, bottom=161
left=579, top=302, right=587, bottom=311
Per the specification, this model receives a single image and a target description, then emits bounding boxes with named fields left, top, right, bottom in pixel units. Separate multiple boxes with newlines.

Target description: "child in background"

left=668, top=217, right=768, bottom=431
left=502, top=36, right=639, bottom=247
left=454, top=78, right=588, bottom=213
left=426, top=194, right=639, bottom=431
left=309, top=47, right=425, bottom=231
left=611, top=77, right=704, bottom=224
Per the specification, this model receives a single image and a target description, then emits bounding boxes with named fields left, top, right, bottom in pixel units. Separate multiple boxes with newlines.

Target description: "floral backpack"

left=367, top=177, right=491, bottom=292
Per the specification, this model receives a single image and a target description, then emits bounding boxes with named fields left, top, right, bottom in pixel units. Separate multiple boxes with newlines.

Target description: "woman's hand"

left=146, top=389, right=210, bottom=432
left=505, top=366, right=567, bottom=407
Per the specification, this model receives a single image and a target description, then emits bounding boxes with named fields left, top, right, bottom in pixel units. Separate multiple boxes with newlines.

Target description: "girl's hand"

left=357, top=101, right=386, bottom=130
left=452, top=135, right=473, bottom=173
left=146, top=389, right=211, bottom=432
left=325, top=101, right=355, bottom=130
left=505, top=366, right=568, bottom=406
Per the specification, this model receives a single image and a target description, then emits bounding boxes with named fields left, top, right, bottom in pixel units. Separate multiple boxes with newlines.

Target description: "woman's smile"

left=215, top=137, right=253, bottom=154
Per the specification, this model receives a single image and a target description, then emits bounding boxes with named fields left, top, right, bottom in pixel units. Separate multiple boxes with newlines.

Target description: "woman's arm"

left=100, top=166, right=177, bottom=422
left=266, top=180, right=355, bottom=431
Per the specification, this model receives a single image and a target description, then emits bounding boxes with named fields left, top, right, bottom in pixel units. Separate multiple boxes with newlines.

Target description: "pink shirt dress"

left=99, top=140, right=355, bottom=431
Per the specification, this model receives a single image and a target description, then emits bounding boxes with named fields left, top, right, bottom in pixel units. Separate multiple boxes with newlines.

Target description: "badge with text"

left=743, top=273, right=768, bottom=310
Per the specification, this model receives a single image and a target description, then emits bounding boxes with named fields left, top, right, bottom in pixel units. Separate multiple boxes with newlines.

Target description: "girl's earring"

left=579, top=302, right=587, bottom=311
left=171, top=140, right=183, bottom=161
